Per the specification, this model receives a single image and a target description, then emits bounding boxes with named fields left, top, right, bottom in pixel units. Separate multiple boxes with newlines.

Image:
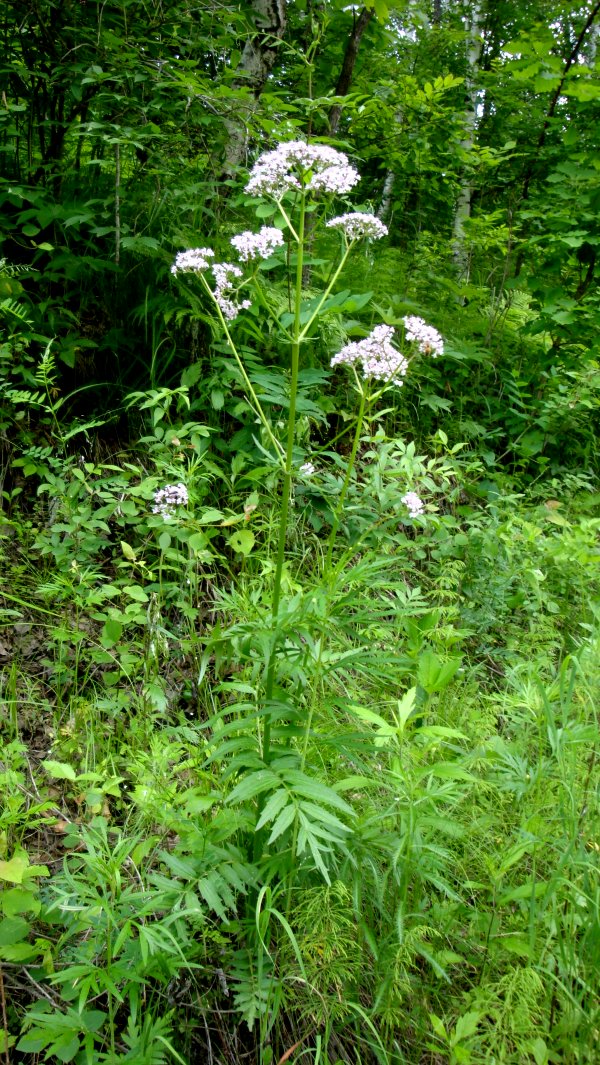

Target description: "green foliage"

left=2, top=3, right=600, bottom=1062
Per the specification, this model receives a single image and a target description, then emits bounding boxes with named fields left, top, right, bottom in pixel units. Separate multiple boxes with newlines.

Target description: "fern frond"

left=0, top=297, right=34, bottom=327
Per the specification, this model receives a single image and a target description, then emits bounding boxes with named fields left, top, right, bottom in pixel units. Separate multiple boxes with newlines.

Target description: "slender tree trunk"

left=222, top=0, right=287, bottom=174
left=377, top=166, right=397, bottom=223
left=328, top=7, right=375, bottom=136
left=451, top=1, right=484, bottom=281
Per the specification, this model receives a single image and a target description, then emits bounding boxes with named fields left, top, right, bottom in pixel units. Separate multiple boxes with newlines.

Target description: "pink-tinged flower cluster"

left=171, top=247, right=215, bottom=275
left=153, top=482, right=189, bottom=519
left=403, top=315, right=444, bottom=358
left=331, top=325, right=408, bottom=388
left=401, top=491, right=425, bottom=518
left=212, top=263, right=252, bottom=321
left=230, top=226, right=285, bottom=262
left=326, top=213, right=388, bottom=241
left=246, top=141, right=360, bottom=199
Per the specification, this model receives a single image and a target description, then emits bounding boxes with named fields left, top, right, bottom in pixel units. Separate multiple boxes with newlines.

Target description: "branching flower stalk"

left=171, top=145, right=443, bottom=792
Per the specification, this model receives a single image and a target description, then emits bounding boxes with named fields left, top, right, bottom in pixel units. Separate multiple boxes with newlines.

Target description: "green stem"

left=262, top=193, right=307, bottom=765
left=202, top=276, right=284, bottom=464
left=285, top=631, right=325, bottom=916
left=322, top=382, right=367, bottom=580
left=298, top=242, right=352, bottom=341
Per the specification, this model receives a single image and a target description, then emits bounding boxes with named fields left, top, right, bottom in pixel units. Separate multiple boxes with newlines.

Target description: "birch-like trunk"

left=451, top=1, right=484, bottom=281
left=222, top=0, right=287, bottom=174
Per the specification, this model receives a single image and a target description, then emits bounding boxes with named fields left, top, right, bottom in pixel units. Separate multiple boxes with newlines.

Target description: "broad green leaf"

left=418, top=649, right=462, bottom=693
left=120, top=540, right=136, bottom=561
left=197, top=508, right=225, bottom=524
left=498, top=881, right=548, bottom=905
left=0, top=915, right=30, bottom=945
left=397, top=686, right=417, bottom=727
left=122, top=584, right=149, bottom=603
left=229, top=529, right=255, bottom=555
left=101, top=618, right=122, bottom=646
left=226, top=769, right=280, bottom=805
left=0, top=856, right=29, bottom=884
left=1, top=887, right=40, bottom=917
left=42, top=760, right=77, bottom=781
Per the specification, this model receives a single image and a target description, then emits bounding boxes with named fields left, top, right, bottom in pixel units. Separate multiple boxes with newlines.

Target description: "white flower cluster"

left=326, top=213, right=388, bottom=241
left=331, top=325, right=408, bottom=388
left=403, top=315, right=444, bottom=358
left=246, top=140, right=360, bottom=199
left=401, top=491, right=425, bottom=518
left=212, top=263, right=252, bottom=321
left=300, top=461, right=316, bottom=477
left=230, top=226, right=285, bottom=262
left=171, top=247, right=215, bottom=275
left=152, top=482, right=189, bottom=519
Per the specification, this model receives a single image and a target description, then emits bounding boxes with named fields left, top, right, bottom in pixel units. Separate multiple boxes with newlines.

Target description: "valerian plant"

left=170, top=138, right=446, bottom=869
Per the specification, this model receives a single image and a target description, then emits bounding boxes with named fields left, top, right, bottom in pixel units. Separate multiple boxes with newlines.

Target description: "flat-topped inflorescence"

left=231, top=226, right=285, bottom=262
left=331, top=325, right=408, bottom=388
left=246, top=140, right=360, bottom=199
left=326, top=213, right=388, bottom=241
left=171, top=248, right=215, bottom=275
left=403, top=315, right=444, bottom=358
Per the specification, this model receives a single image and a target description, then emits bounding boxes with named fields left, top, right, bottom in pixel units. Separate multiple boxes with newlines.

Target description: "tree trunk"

left=222, top=0, right=287, bottom=174
left=451, top=1, right=484, bottom=282
left=328, top=7, right=375, bottom=136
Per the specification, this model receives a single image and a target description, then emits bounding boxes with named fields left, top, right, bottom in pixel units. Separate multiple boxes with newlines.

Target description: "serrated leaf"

left=255, top=788, right=289, bottom=831
left=454, top=1012, right=481, bottom=1042
left=267, top=803, right=297, bottom=843
left=283, top=771, right=355, bottom=815
left=42, top=760, right=77, bottom=781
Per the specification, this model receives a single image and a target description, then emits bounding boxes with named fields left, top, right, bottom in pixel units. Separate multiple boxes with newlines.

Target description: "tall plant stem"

left=204, top=278, right=284, bottom=463
left=262, top=194, right=307, bottom=764
left=322, top=384, right=366, bottom=580
left=285, top=632, right=326, bottom=916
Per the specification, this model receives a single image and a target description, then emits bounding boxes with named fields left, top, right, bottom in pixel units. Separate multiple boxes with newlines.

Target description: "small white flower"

left=326, top=212, right=388, bottom=240
left=230, top=226, right=285, bottom=262
left=153, top=482, right=189, bottom=518
left=331, top=325, right=408, bottom=387
left=212, top=262, right=252, bottom=320
left=171, top=248, right=215, bottom=275
left=308, top=165, right=360, bottom=194
left=403, top=315, right=444, bottom=358
left=300, top=462, right=316, bottom=476
left=401, top=491, right=425, bottom=518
